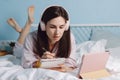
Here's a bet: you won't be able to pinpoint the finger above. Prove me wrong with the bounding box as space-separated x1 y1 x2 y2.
46 54 55 59
58 64 73 72
42 54 54 59
43 51 50 55
58 64 65 67
58 64 67 72
44 52 55 57
49 53 55 58
50 53 55 57
41 55 47 59
42 52 50 58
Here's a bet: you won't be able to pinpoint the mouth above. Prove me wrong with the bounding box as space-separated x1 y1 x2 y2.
53 36 60 39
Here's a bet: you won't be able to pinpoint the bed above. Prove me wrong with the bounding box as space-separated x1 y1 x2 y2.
0 24 120 80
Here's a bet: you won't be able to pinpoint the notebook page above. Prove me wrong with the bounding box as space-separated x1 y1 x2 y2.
41 58 66 68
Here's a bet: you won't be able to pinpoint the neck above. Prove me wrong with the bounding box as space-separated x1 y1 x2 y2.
48 41 55 51
48 40 59 51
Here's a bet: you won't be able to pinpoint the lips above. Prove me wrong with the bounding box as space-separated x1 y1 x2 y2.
53 36 60 39
53 36 60 38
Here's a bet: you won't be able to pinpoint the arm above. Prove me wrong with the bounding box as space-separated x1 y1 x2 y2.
65 33 78 68
21 31 38 68
57 33 77 72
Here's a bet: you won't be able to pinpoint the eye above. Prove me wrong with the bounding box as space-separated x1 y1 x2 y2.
49 25 56 29
60 25 65 29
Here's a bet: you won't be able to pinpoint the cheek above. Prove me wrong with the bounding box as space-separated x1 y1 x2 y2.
48 30 55 35
60 30 65 35
46 29 54 38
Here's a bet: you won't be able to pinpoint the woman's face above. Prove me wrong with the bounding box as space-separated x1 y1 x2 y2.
46 16 67 44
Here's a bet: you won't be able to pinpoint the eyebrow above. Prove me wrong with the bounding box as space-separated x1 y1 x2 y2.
49 23 66 26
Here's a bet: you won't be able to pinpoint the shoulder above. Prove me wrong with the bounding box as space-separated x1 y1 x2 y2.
28 30 37 38
25 30 37 41
29 30 37 36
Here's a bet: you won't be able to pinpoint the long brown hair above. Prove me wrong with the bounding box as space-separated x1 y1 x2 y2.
33 6 71 58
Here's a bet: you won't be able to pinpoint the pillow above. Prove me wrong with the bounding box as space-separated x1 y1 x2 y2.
106 47 120 72
91 30 120 48
76 39 107 55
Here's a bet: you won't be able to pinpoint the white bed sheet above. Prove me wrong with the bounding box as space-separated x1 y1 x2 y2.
75 39 120 80
0 55 119 80
0 55 80 80
1 39 120 80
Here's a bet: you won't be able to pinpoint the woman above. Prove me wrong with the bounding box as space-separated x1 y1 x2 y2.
22 5 77 71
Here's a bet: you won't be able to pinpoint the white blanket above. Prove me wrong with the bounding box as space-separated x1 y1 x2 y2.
0 54 119 80
1 39 120 80
0 55 80 80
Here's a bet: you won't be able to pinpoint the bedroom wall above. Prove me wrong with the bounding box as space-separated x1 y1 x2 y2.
0 0 120 40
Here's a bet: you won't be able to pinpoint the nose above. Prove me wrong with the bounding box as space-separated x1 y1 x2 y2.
55 29 60 35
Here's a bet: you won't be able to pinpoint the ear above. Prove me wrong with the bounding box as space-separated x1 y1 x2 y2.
65 21 70 31
40 21 46 31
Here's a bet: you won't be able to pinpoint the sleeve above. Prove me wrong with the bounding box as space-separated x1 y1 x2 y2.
65 33 78 68
13 42 23 58
21 33 38 68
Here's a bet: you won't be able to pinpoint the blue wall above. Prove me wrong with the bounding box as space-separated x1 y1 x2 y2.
0 0 120 40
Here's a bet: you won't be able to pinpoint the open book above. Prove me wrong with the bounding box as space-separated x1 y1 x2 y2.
40 58 66 68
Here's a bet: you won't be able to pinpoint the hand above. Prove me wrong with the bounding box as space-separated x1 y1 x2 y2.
41 51 55 59
32 60 41 68
58 64 74 72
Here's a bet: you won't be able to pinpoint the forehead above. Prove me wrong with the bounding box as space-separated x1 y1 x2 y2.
47 16 66 25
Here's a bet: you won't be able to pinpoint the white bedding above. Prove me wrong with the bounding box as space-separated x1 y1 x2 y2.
75 39 120 80
0 40 120 80
0 55 80 80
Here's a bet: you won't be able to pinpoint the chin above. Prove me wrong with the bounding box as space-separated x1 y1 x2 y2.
53 39 60 43
54 40 59 42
